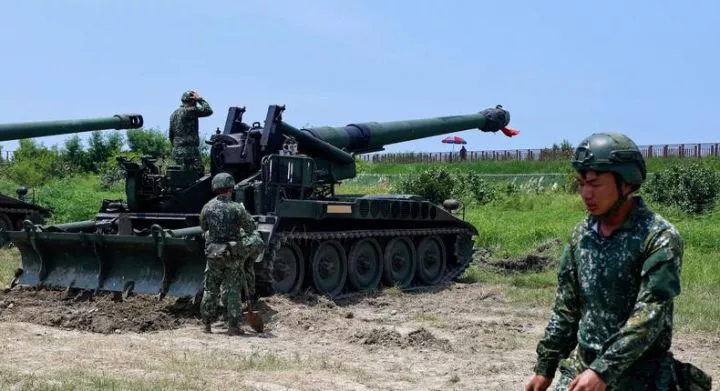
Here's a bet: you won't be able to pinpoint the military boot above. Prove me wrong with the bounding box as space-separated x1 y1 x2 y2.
227 318 244 336
202 321 211 334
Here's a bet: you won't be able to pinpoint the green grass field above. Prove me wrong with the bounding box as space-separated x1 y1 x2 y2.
343 157 720 334
343 178 720 335
0 156 718 336
357 156 720 175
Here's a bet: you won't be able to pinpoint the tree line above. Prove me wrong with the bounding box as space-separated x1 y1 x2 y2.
0 128 210 188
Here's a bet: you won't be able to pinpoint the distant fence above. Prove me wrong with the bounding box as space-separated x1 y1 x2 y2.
1 142 718 165
358 143 720 163
340 172 567 187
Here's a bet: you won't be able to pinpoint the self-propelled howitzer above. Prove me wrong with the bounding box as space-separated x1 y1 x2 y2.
0 113 144 232
3 105 517 301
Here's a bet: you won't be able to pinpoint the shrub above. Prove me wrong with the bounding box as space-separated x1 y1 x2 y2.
393 167 501 205
644 161 720 214
502 179 520 196
393 167 456 204
562 169 579 193
459 172 497 204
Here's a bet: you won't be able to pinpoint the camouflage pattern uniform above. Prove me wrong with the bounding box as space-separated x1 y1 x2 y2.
199 172 254 335
535 197 683 390
533 133 685 390
219 228 264 311
169 90 213 177
241 230 265 300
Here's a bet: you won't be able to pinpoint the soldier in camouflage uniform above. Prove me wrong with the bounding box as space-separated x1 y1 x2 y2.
169 90 213 177
199 172 255 335
526 133 691 391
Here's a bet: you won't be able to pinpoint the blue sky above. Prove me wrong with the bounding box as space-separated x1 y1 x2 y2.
2 0 718 155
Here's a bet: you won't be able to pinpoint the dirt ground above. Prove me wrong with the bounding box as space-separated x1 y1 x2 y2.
0 282 718 391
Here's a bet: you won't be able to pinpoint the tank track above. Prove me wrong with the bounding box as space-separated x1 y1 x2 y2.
256 226 476 301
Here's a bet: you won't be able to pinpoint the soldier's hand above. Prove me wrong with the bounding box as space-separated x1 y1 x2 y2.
525 375 552 391
568 369 606 391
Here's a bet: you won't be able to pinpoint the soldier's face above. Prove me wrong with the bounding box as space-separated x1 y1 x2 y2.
576 170 628 215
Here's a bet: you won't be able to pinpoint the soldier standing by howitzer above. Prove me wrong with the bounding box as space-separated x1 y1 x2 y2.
525 133 712 391
169 90 213 177
199 172 255 335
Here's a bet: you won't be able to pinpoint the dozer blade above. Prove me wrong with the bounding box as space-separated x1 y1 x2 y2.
5 226 206 298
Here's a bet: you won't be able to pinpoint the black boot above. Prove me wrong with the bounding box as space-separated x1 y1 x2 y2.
227 321 243 336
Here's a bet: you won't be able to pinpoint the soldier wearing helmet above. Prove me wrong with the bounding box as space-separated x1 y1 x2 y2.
526 133 694 390
168 90 213 178
199 172 255 335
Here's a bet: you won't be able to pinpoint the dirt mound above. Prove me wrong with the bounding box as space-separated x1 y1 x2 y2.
0 286 199 334
350 327 403 346
406 327 451 350
350 326 452 351
487 253 553 272
475 239 561 273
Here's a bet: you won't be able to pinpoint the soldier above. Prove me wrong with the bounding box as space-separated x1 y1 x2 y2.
169 90 213 177
199 172 254 335
525 132 705 390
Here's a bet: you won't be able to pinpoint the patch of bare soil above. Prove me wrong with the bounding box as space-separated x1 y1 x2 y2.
0 282 717 391
475 239 561 272
349 326 452 352
0 286 199 334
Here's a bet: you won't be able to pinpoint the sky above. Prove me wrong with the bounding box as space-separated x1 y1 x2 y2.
1 0 719 156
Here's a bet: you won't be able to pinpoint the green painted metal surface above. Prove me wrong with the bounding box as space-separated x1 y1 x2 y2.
0 113 143 142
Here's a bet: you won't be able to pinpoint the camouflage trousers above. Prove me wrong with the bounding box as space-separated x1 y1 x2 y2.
220 231 265 306
553 347 678 391
200 254 244 327
172 146 204 177
220 255 258 309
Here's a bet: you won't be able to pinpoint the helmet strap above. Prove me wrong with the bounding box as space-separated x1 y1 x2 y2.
597 174 628 221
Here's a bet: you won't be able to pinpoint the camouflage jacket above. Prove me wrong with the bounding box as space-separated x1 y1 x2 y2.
534 196 684 385
169 98 213 149
199 195 254 245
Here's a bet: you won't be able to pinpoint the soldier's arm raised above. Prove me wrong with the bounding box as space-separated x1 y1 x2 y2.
586 227 683 385
189 97 213 118
533 240 581 380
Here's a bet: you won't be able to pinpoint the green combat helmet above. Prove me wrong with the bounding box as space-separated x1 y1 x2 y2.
571 132 647 217
181 90 197 104
211 172 235 193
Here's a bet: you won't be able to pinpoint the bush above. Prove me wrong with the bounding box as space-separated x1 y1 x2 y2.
562 169 580 193
393 167 456 204
644 161 720 214
458 172 497 204
393 167 499 205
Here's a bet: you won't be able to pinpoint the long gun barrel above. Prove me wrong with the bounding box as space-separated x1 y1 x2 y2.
300 105 514 154
0 113 144 142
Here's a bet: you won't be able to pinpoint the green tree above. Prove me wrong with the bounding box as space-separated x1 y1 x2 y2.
8 139 65 186
60 135 90 173
85 130 124 172
126 127 171 158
